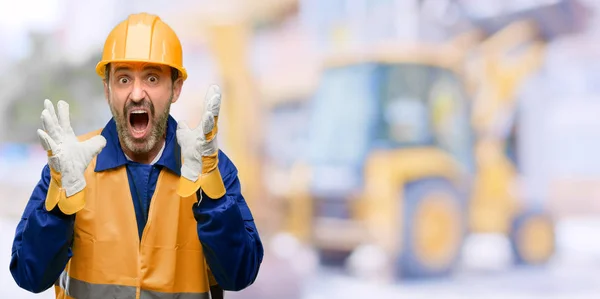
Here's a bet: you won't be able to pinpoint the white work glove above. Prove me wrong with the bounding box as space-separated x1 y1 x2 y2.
176 84 225 199
37 99 106 198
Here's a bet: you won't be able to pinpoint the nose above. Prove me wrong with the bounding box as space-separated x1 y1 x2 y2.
130 79 146 103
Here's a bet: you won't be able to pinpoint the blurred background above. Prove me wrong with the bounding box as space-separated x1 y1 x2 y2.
1 0 600 298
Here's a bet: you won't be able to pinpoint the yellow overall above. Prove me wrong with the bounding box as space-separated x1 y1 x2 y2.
53 132 211 299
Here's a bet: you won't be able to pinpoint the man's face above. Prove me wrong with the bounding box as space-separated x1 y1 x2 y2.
103 62 183 155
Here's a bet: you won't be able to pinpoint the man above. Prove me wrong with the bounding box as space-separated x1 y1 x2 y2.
9 12 263 298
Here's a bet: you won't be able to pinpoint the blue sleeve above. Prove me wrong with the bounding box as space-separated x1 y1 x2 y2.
9 164 75 293
193 151 264 291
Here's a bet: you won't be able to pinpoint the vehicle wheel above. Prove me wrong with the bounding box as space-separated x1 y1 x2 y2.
509 209 555 265
397 178 466 279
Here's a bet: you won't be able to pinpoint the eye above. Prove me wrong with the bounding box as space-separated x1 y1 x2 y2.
148 75 159 83
118 77 129 84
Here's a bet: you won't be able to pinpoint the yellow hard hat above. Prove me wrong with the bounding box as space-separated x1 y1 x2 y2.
96 13 187 81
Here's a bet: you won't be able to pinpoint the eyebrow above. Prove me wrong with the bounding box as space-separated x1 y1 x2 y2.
114 65 163 74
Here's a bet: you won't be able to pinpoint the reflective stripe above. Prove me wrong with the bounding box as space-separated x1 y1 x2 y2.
56 271 136 299
56 272 210 299
140 289 210 299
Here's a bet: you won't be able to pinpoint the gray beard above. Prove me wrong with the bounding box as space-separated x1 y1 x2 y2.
110 94 172 155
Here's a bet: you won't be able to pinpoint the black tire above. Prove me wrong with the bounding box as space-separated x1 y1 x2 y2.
509 209 555 266
397 178 466 279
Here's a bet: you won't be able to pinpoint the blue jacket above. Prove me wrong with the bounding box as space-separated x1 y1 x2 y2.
9 116 264 293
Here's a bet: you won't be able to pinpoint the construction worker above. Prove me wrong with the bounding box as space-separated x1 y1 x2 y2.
9 13 263 298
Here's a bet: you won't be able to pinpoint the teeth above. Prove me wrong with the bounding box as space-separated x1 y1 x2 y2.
131 110 147 114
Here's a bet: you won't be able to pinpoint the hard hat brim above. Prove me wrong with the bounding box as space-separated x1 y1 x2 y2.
96 59 188 81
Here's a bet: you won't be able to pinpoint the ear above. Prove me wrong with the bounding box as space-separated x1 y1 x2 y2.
103 80 109 102
171 78 184 104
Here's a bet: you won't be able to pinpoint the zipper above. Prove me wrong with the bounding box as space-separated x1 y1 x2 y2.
140 170 162 247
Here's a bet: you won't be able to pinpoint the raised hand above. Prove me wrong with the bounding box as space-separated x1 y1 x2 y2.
177 85 225 199
37 99 106 213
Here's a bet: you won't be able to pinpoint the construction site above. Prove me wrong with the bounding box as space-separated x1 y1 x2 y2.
2 0 600 298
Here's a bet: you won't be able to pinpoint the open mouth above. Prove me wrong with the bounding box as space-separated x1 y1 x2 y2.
128 109 150 139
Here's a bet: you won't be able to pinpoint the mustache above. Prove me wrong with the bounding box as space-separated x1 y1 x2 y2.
123 98 155 116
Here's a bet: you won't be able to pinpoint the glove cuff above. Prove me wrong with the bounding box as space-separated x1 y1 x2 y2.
45 170 63 212
178 156 205 197
177 176 203 198
200 168 226 199
45 170 86 215
57 190 86 215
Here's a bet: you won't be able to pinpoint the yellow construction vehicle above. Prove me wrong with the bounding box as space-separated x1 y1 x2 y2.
283 0 587 278
286 40 477 278
169 0 586 278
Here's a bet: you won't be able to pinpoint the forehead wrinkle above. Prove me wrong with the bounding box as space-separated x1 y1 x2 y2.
112 62 166 74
